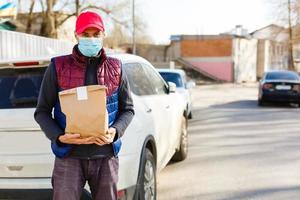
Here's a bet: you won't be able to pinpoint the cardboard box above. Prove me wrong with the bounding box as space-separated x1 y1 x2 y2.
58 85 108 137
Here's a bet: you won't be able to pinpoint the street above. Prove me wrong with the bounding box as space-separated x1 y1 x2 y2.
157 83 300 200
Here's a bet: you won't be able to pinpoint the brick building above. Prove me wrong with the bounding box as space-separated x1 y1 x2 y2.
167 34 257 83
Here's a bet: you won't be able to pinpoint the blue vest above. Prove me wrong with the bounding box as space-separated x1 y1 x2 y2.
50 51 123 158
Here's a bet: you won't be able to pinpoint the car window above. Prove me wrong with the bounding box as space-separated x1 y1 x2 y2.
123 63 155 96
266 72 300 80
141 63 168 95
159 72 184 88
0 67 46 109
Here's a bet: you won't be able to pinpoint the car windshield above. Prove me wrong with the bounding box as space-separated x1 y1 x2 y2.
265 72 300 81
159 72 184 87
0 67 46 109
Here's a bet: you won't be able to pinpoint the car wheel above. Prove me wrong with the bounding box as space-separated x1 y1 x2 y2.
172 116 188 161
135 148 156 200
258 99 264 106
188 111 192 119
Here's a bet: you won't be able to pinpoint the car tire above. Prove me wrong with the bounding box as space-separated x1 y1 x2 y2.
188 111 192 119
134 148 156 200
258 99 264 106
172 116 188 162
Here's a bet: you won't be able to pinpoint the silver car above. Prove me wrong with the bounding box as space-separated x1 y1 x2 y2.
158 69 195 119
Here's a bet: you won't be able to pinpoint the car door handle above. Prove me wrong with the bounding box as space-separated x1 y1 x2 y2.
146 108 152 113
165 105 170 109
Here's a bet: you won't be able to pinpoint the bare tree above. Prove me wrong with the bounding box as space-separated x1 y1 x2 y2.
75 0 80 16
25 0 35 33
268 0 299 70
104 12 152 50
288 0 295 70
22 0 132 38
105 24 129 49
18 0 152 50
41 0 57 37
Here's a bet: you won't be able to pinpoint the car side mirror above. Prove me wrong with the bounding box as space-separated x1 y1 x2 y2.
168 82 176 93
186 81 196 89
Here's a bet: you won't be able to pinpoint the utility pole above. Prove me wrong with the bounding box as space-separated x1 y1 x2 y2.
132 0 136 54
288 0 295 71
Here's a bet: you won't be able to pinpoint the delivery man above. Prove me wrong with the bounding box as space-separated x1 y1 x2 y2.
34 11 134 200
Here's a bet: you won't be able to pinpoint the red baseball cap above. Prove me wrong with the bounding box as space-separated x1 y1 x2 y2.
75 11 105 35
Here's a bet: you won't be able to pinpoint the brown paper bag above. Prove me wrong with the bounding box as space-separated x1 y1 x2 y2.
58 85 108 138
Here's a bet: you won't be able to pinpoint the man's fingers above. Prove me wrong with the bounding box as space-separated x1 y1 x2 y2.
84 137 96 144
107 128 116 136
96 137 107 143
98 135 112 143
84 140 95 144
61 134 113 145
102 134 113 140
95 137 107 145
65 133 81 139
78 137 96 144
69 138 83 144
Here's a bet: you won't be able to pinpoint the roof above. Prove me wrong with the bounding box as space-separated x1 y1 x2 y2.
0 21 16 31
170 34 234 41
265 70 298 74
0 29 74 62
107 52 152 65
250 24 285 35
250 24 288 41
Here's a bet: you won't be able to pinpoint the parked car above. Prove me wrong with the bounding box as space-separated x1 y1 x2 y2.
0 53 187 200
258 70 300 106
157 69 195 119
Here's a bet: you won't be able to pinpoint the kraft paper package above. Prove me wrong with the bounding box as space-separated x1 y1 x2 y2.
58 85 108 138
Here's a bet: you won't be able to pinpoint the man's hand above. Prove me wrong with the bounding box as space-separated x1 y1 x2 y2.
94 127 117 146
58 133 96 145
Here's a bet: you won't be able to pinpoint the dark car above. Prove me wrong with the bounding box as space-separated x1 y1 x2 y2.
258 70 300 106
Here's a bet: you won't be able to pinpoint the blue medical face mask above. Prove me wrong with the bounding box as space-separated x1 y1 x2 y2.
78 37 103 57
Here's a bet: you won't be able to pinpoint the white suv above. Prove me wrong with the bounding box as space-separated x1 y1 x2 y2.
0 53 187 200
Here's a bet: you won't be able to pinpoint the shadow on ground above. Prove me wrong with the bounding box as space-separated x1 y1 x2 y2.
0 189 91 200
181 186 300 200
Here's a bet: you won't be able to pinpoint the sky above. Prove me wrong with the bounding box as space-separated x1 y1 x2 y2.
17 0 276 44
138 0 274 44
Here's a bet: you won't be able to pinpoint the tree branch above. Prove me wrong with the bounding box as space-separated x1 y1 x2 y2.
82 5 111 14
26 0 35 33
39 0 45 13
56 0 72 12
81 5 130 28
56 13 76 27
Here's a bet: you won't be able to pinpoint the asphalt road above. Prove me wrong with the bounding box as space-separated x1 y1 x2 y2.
157 83 300 200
